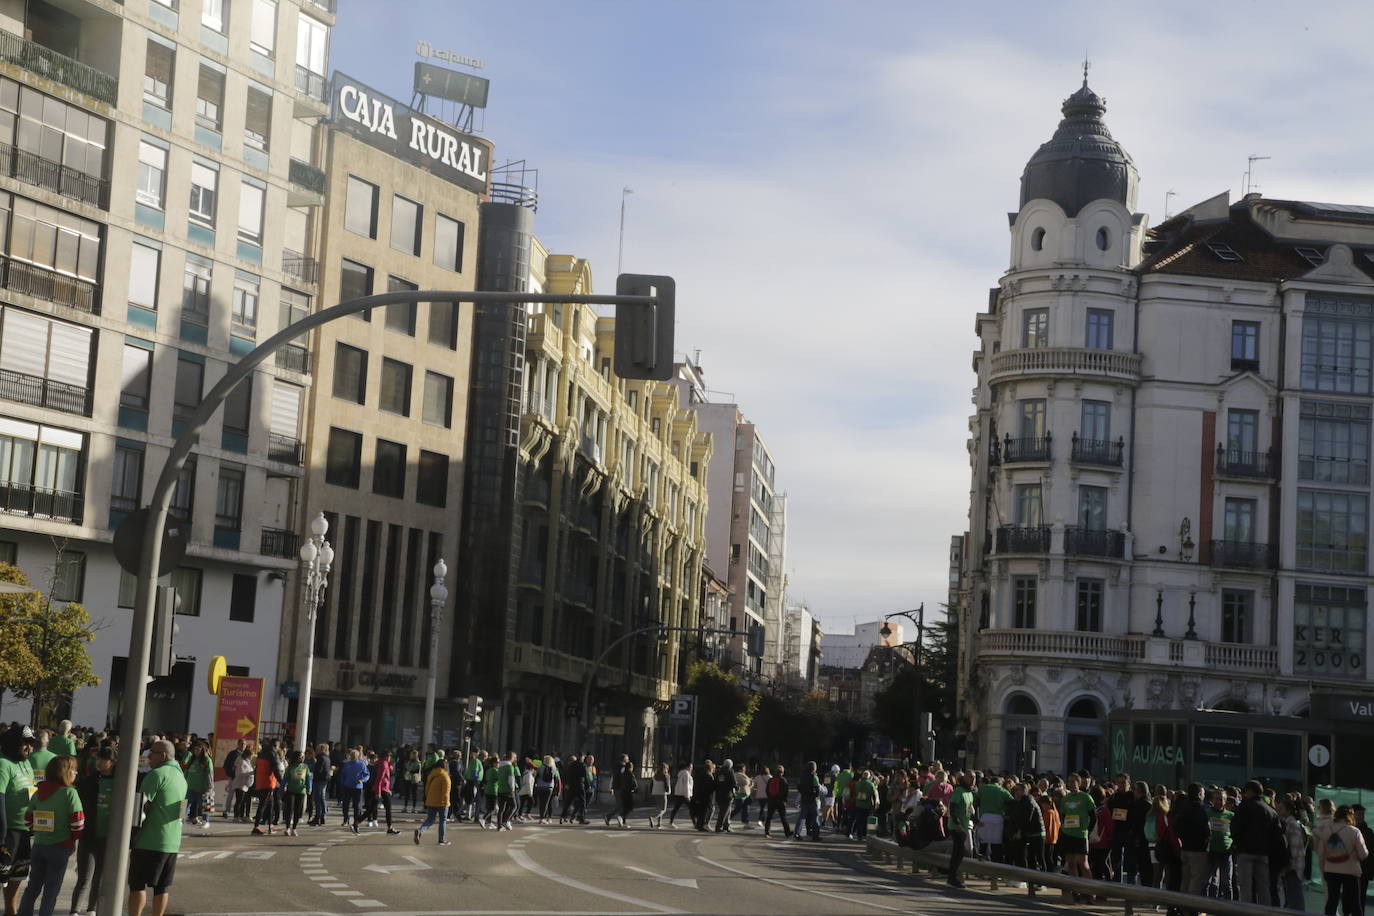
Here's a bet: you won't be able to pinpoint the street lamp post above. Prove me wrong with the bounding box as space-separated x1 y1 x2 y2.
422 559 448 749
295 512 333 748
880 604 926 763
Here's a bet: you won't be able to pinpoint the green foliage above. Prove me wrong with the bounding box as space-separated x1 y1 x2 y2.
684 660 758 751
0 564 41 697
870 612 958 760
743 690 838 761
0 561 99 722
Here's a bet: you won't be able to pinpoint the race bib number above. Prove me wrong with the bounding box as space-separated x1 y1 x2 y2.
1064 815 1081 830
31 811 54 832
1112 808 1128 821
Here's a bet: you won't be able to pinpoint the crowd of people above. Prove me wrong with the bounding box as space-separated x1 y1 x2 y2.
3 718 1372 916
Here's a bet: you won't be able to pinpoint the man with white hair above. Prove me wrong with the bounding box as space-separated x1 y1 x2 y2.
128 739 187 916
713 759 736 833
48 720 76 757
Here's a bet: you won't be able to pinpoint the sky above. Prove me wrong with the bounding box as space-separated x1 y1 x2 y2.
333 0 1374 632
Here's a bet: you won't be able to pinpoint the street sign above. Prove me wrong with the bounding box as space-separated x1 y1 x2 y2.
669 694 696 726
279 680 299 699
594 715 626 736
213 676 263 789
112 507 189 577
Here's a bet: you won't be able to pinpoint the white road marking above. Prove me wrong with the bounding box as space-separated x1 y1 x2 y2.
331 889 363 896
623 864 698 889
696 852 931 914
506 847 683 914
362 855 431 874
193 910 670 915
349 900 387 908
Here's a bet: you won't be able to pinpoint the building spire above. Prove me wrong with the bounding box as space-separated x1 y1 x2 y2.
1082 55 1091 87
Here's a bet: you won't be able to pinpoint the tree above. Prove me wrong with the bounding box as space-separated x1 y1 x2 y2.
869 613 958 760
684 660 758 751
0 565 41 712
0 562 99 724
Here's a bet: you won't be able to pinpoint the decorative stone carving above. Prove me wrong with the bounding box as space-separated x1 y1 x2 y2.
1008 664 1027 686
1179 678 1200 709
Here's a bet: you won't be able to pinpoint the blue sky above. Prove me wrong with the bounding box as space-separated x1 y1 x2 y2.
333 1 1374 631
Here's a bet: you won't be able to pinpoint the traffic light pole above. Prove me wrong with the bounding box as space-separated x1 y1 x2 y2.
98 286 663 916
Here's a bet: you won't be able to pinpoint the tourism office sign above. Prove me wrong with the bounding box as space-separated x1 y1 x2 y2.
330 72 493 197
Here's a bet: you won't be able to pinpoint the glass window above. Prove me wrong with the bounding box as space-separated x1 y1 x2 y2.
118 569 136 608
231 272 258 333
1227 409 1259 454
189 162 217 225
344 176 378 239
390 195 421 255
325 427 361 488
250 0 277 55
136 141 165 208
433 213 463 271
5 196 98 282
1081 400 1110 442
1079 485 1107 530
230 573 256 622
182 255 212 324
170 567 201 616
340 259 372 318
202 0 226 32
1296 489 1368 573
1012 576 1037 629
1086 308 1114 349
379 357 411 416
129 240 159 309
215 463 243 530
1076 578 1104 632
223 377 251 434
1021 308 1048 348
1293 583 1366 678
295 11 328 76
1019 398 1046 439
1014 483 1042 526
331 343 366 404
120 344 151 409
143 39 174 108
244 85 271 152
422 371 452 428
1300 407 1371 485
1301 314 1372 394
111 445 142 510
416 450 448 507
238 181 264 244
51 551 84 602
385 275 417 334
372 439 406 498
1221 589 1252 643
428 301 457 349
7 83 107 185
170 458 195 523
1223 497 1256 543
195 64 224 130
1232 320 1260 370
174 356 203 419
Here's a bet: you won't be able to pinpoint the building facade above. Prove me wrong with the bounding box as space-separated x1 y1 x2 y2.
0 0 338 732
958 78 1374 789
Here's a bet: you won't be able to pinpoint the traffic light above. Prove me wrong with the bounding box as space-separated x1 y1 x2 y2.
463 695 483 739
614 274 675 380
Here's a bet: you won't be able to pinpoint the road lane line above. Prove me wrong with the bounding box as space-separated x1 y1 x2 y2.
696 852 931 914
506 846 684 914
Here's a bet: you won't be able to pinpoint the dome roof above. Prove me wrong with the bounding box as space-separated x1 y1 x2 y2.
1019 80 1137 216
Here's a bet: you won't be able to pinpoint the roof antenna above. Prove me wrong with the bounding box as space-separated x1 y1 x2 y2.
1243 155 1270 197
1082 55 1091 86
1164 189 1176 219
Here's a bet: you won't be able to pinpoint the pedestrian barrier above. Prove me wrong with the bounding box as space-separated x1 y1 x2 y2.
864 836 1296 916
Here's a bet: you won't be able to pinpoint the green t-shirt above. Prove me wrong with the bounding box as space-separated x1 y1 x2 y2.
976 783 1013 816
1208 808 1234 852
853 778 877 808
27 749 54 784
483 764 501 795
185 757 212 793
286 763 310 794
834 769 853 802
949 785 975 831
0 757 34 829
466 758 484 783
133 760 188 853
497 762 516 797
48 735 76 757
29 785 81 847
1059 791 1095 838
95 776 114 839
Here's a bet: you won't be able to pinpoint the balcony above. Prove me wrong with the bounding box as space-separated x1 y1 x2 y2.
1205 642 1279 674
0 142 106 208
1000 434 1052 464
995 524 1051 553
0 481 82 522
0 30 118 106
1209 539 1274 570
1216 445 1276 480
282 250 319 286
988 346 1143 385
1071 434 1124 467
294 65 327 103
979 628 1144 662
275 345 310 374
260 527 298 559
0 368 89 416
287 158 325 207
1 257 96 313
267 433 303 465
1064 526 1126 558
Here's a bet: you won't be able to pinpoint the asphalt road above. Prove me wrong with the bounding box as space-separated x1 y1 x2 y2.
147 808 1108 916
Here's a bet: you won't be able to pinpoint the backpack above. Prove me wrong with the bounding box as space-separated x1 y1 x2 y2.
766 776 783 798
1325 828 1353 865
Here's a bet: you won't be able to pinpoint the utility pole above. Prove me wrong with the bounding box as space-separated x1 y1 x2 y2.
617 186 633 276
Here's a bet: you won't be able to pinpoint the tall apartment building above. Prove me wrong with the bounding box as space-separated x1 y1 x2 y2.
958 78 1374 789
0 0 335 731
277 73 486 747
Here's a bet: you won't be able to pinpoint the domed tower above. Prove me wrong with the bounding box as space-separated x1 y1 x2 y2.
1020 80 1138 216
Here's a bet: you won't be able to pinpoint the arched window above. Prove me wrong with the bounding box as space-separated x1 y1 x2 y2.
1005 694 1039 716
1031 227 1046 251
1096 227 1110 251
1067 697 1103 719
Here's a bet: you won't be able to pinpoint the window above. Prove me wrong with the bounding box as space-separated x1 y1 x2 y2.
4 195 99 285
1293 583 1366 678
243 84 271 152
202 0 226 32
170 567 201 616
1095 227 1110 251
416 450 448 507
1227 409 1259 455
1013 483 1042 526
345 176 378 238
390 195 422 256
2 83 108 191
325 427 361 488
143 39 174 108
1221 589 1252 643
215 463 243 532
1296 246 1326 268
0 310 93 411
1299 403 1371 485
1207 242 1243 262
1081 400 1110 442
231 272 259 333
295 11 328 78
136 141 165 208
278 288 310 369
422 371 453 427
250 0 277 55
120 344 151 409
379 358 411 416
434 213 463 271
229 573 256 622
428 301 458 349
1223 497 1256 543
1232 320 1260 372
1085 309 1114 349
182 255 212 324
129 240 160 309
1301 313 1372 394
1079 486 1107 530
1012 576 1037 629
118 569 136 608
111 445 142 512
384 276 417 335
51 551 84 602
332 343 366 404
237 181 264 244
170 458 195 522
195 64 224 130
1296 490 1368 573
174 356 203 419
1019 398 1046 439
223 377 251 435
1030 227 1045 251
189 162 218 225
340 259 372 316
1021 308 1048 348
373 439 406 498
1076 578 1104 632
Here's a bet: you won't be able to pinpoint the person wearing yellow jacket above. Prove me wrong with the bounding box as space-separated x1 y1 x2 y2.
414 763 452 846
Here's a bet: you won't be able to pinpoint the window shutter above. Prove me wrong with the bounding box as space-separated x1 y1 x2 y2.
270 380 301 436
0 310 49 377
46 321 91 387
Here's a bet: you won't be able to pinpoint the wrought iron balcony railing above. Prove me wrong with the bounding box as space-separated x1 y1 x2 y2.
0 142 106 208
0 368 89 416
1002 433 1052 463
1071 434 1124 467
288 158 326 195
260 527 298 559
281 250 319 286
1209 539 1274 570
995 524 1051 553
275 345 310 374
0 481 82 522
267 433 303 465
0 30 118 105
294 65 326 102
1216 445 1276 479
1 257 97 313
1064 526 1126 558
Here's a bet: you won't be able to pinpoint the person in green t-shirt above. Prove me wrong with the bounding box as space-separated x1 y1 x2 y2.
70 747 115 915
851 771 878 840
18 753 82 916
27 730 54 786
128 739 188 916
494 753 518 831
0 725 37 913
833 766 854 835
975 777 1014 861
183 742 213 827
946 771 976 888
283 750 312 836
1058 773 1095 882
481 754 502 828
47 721 76 758
1207 788 1235 898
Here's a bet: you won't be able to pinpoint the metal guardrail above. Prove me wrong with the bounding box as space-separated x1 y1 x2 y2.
864 835 1296 916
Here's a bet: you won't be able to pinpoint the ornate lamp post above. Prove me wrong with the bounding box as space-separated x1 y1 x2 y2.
422 559 448 748
880 604 926 762
295 512 333 747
